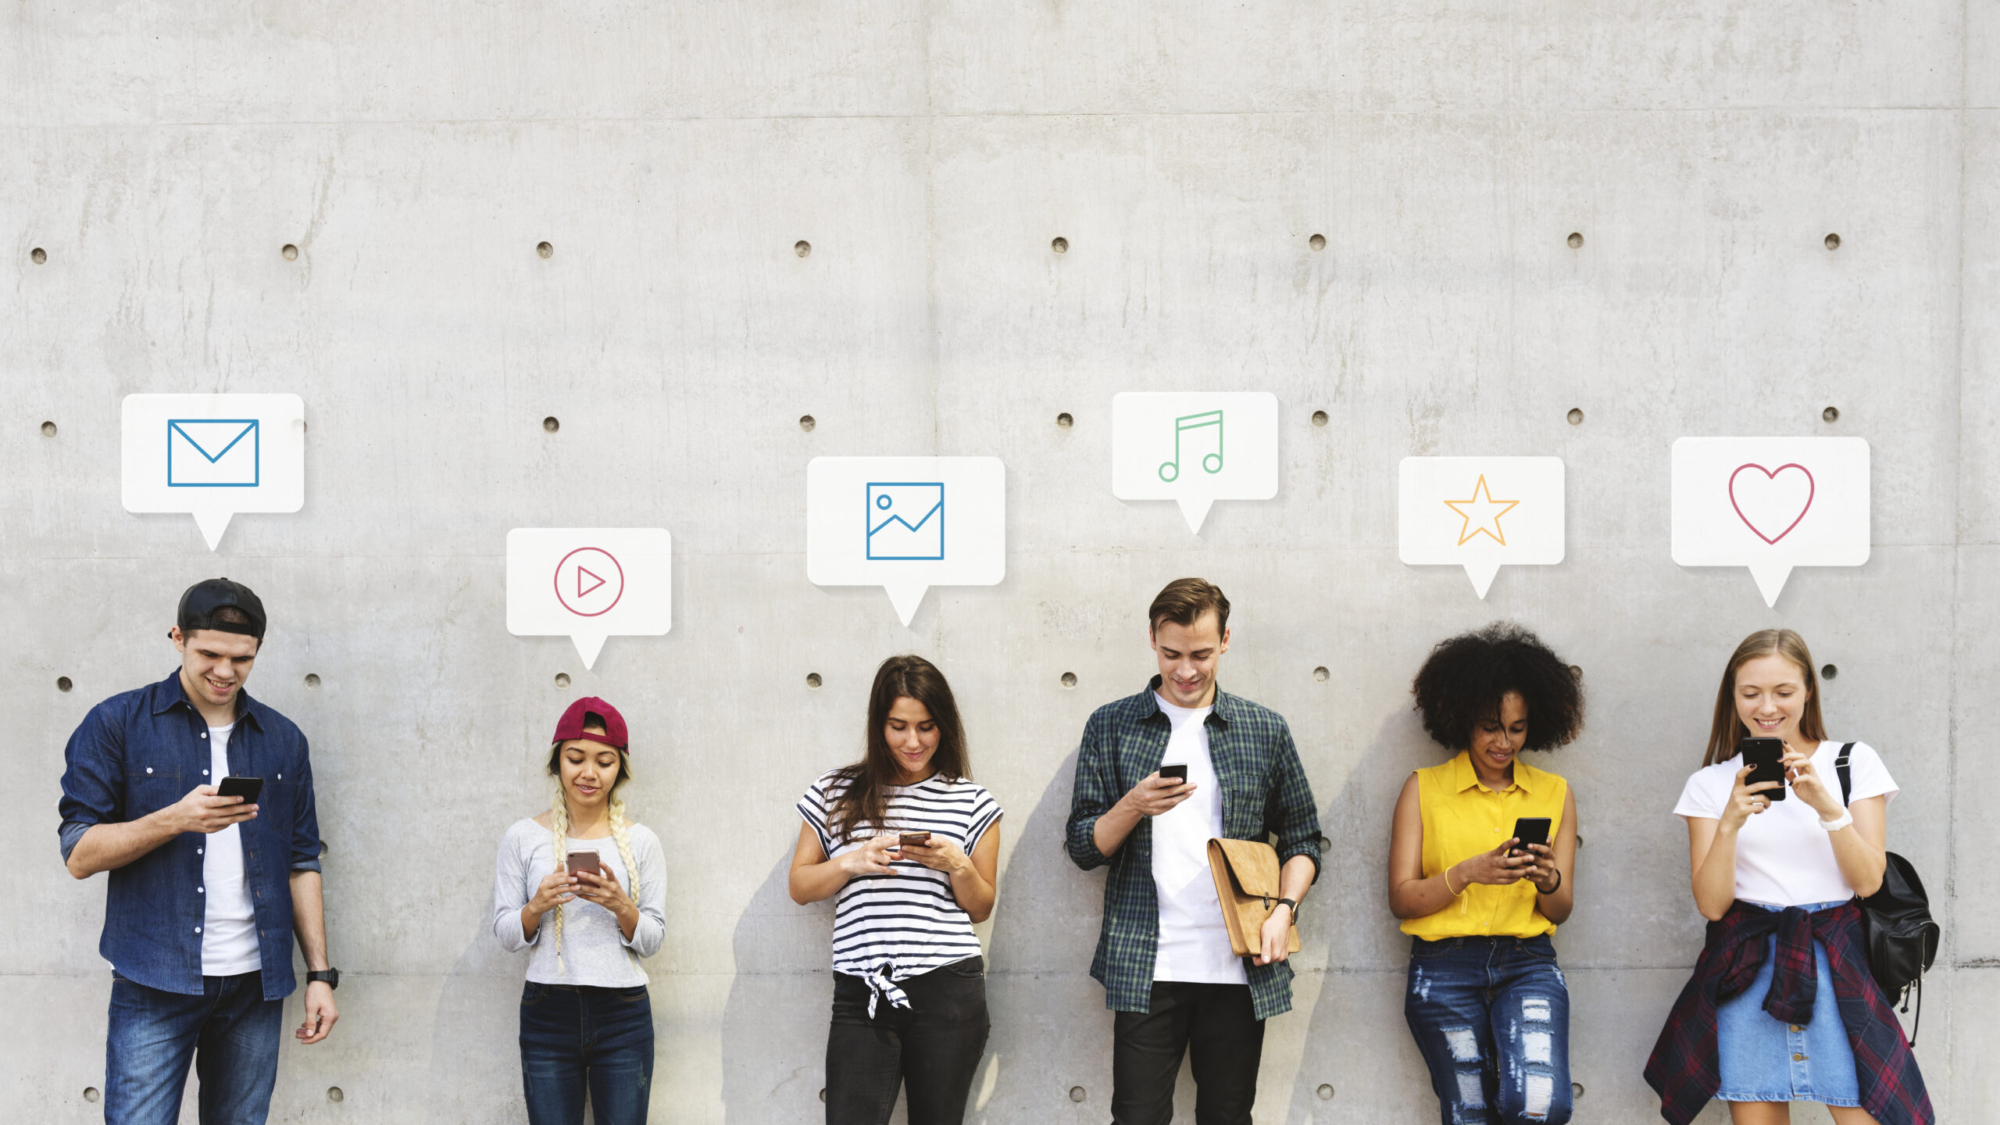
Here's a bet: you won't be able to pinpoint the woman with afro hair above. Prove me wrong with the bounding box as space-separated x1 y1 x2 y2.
1387 623 1584 1125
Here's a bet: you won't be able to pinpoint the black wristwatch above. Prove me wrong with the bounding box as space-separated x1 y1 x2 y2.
1274 897 1299 921
307 969 340 990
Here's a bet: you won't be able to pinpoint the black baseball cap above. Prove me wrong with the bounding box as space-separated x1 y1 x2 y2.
177 578 268 640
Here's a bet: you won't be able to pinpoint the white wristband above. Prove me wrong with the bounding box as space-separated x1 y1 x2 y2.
1819 809 1854 832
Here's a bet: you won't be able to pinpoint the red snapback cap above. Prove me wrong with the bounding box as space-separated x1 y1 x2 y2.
551 697 629 751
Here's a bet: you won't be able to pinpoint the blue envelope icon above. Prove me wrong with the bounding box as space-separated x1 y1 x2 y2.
866 482 945 560
167 419 261 488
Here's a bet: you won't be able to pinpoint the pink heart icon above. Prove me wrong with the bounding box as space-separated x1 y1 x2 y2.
1728 463 1815 544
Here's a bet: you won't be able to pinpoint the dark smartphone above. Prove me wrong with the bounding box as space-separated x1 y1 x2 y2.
1158 764 1189 783
565 851 602 876
216 776 263 804
898 832 931 848
1511 817 1552 856
1740 736 1788 801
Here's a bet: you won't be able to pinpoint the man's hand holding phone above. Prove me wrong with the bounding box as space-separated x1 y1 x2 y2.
167 784 258 835
1123 770 1196 818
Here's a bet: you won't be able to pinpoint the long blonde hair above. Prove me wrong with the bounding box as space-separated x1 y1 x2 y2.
547 741 641 975
1701 628 1829 766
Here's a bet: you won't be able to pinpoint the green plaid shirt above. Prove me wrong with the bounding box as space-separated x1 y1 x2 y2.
1066 678 1323 1020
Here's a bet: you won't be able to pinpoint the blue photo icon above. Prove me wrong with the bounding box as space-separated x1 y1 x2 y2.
866 483 945 560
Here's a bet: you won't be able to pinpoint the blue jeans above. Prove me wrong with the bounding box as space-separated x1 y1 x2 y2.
519 982 656 1125
106 971 283 1125
1404 935 1572 1125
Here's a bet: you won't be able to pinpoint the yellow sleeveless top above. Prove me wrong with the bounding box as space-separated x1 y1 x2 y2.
1401 751 1568 941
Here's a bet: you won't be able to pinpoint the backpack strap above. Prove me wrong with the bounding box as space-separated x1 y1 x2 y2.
1836 742 1855 808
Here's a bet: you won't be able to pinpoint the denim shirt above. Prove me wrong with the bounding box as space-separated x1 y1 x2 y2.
1065 678 1323 1020
58 671 323 1001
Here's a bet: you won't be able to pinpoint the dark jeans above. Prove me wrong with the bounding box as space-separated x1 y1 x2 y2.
1111 981 1265 1125
519 981 656 1125
105 970 283 1125
826 956 990 1125
1404 935 1572 1125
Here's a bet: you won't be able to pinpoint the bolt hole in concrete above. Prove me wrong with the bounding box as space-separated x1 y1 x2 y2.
555 672 571 688
795 240 812 258
304 674 321 690
58 676 74 693
1572 1082 1584 1099
1056 412 1073 428
543 416 560 433
327 1086 343 1102
536 241 554 259
1317 835 1332 851
1061 672 1077 688
1821 664 1838 680
1568 664 1582 680
281 244 298 261
806 672 823 689
1575 835 1584 849
31 247 47 264
1316 1084 1335 1100
1566 407 1584 425
1311 410 1328 427
42 420 57 436
799 414 816 432
1313 666 1329 682
1567 232 1583 249
1825 233 1841 251
819 1089 827 1103
1823 406 1840 423
1309 233 1326 251
84 1088 100 1103
1051 236 1069 254
1069 1086 1087 1103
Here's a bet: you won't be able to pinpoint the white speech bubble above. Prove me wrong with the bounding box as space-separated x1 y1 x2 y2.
807 457 1005 626
1112 392 1279 533
1400 457 1566 597
1672 437 1870 607
121 394 305 550
507 528 672 669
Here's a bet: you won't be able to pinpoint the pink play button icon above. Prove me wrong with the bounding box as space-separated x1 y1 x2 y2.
553 548 624 617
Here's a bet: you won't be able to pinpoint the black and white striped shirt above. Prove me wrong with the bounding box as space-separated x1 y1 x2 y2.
798 769 1002 991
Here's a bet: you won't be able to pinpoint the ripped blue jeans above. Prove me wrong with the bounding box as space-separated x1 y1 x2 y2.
1405 935 1572 1125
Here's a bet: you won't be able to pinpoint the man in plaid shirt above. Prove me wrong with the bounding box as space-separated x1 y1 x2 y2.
1066 578 1322 1125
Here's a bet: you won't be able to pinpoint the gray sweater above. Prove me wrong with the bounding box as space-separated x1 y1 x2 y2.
491 817 666 987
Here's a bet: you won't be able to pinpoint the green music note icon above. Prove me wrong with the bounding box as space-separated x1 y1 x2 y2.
1158 410 1224 482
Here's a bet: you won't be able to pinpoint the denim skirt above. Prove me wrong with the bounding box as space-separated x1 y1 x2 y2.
1715 901 1861 1106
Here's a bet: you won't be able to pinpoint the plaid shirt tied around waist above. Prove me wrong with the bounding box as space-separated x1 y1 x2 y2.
1065 678 1322 1020
1645 899 1932 1125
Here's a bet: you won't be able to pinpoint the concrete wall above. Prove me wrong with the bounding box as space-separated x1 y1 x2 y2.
4 3 1990 1121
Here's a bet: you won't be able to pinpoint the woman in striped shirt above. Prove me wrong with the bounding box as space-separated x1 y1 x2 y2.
789 654 1003 1125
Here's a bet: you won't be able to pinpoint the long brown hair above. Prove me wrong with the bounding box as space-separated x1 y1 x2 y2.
828 655 970 845
1702 629 1828 766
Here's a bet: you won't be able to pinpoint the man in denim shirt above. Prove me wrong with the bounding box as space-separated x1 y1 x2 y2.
60 579 339 1125
1067 579 1322 1125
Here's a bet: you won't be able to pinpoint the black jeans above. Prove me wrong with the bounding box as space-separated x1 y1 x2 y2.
825 957 990 1125
1112 981 1265 1125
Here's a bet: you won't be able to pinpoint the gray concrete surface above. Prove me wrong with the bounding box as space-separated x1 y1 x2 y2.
3 3 1990 1122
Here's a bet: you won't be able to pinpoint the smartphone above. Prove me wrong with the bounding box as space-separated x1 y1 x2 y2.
898 831 932 848
216 776 263 804
1158 764 1189 783
1511 817 1552 856
565 851 602 876
1739 736 1788 801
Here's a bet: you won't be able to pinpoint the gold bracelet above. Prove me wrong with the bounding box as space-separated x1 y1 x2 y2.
1443 867 1462 896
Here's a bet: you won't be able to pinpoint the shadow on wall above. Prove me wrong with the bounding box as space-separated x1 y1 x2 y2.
721 851 837 1125
428 913 530 1124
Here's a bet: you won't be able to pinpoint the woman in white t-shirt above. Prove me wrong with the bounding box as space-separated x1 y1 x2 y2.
1644 629 1932 1125
788 655 1002 1125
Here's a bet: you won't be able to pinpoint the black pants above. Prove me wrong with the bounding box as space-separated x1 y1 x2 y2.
825 957 990 1125
1112 981 1265 1125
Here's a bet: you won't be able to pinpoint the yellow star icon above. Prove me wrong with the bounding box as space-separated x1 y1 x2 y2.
1444 475 1520 546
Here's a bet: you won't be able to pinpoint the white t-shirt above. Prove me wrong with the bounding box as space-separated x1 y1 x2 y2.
201 723 261 976
1151 694 1248 985
1673 740 1899 907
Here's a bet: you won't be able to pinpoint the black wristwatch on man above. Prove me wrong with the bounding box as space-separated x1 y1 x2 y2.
1274 897 1299 921
307 968 341 990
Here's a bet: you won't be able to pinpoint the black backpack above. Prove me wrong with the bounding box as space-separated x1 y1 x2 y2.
1836 743 1941 1044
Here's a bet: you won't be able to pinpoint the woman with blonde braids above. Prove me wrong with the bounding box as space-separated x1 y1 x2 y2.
492 697 667 1125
